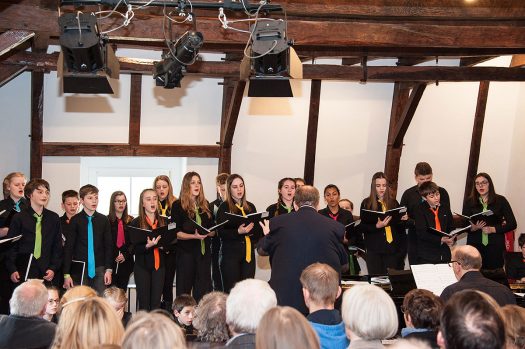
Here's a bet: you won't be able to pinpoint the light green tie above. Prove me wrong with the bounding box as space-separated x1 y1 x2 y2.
33 213 42 259
195 204 204 255
480 197 489 246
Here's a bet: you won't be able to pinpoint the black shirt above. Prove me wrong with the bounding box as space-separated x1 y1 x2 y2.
266 202 295 218
307 309 343 325
216 201 263 243
0 197 28 228
171 200 214 253
127 216 168 270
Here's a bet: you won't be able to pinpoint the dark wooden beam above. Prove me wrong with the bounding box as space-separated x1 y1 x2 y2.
463 81 490 204
218 77 235 174
221 80 246 147
0 30 34 58
397 57 434 66
128 73 142 146
304 79 322 185
0 65 26 87
391 84 427 148
30 71 44 179
42 143 220 157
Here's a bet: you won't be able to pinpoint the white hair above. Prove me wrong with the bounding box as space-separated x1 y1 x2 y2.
226 279 277 334
9 279 48 317
341 284 398 341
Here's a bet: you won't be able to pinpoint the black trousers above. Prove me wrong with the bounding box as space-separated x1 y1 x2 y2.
211 237 223 291
469 242 505 269
113 257 134 291
134 263 165 311
220 240 255 293
365 251 399 275
72 266 106 295
161 250 177 308
176 248 212 303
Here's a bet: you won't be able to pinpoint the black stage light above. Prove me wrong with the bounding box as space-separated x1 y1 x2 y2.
153 31 204 89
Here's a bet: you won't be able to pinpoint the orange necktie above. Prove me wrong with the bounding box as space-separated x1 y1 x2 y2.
430 207 441 232
146 216 160 270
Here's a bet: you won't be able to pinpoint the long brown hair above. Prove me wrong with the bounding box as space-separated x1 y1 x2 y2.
137 189 166 229
153 175 177 212
108 191 133 224
273 177 295 217
225 174 251 215
467 172 497 206
364 172 396 211
179 172 211 219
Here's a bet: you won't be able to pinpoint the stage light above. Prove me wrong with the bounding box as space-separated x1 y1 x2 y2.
241 19 302 97
153 31 204 89
57 12 119 94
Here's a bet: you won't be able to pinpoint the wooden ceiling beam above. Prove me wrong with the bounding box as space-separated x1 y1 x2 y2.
42 143 220 157
0 65 26 87
0 30 34 58
510 55 525 67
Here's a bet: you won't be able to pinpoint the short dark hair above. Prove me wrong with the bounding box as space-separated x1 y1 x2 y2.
324 184 340 196
216 173 229 186
402 289 443 329
172 294 197 313
440 290 505 349
24 179 50 198
294 185 319 207
79 184 98 199
519 234 525 249
62 190 79 203
418 181 439 197
414 162 433 176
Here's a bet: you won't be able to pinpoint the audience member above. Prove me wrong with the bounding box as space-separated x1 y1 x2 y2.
437 289 505 349
51 296 124 349
122 311 187 349
401 289 443 349
440 245 516 306
58 285 97 314
341 284 398 349
500 304 525 349
103 286 132 327
173 294 198 341
300 263 348 349
256 306 320 349
43 285 59 323
191 291 229 348
389 338 432 349
225 279 277 348
0 279 56 349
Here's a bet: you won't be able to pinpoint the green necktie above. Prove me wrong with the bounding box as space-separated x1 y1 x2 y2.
33 213 42 259
281 203 292 213
195 204 204 255
480 197 489 246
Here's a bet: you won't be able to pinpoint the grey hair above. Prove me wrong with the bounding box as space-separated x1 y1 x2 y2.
10 279 48 317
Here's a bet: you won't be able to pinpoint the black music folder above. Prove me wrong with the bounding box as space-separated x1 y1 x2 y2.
189 219 229 236
127 222 177 248
0 209 17 228
454 210 500 226
360 206 407 224
224 211 270 226
430 225 471 238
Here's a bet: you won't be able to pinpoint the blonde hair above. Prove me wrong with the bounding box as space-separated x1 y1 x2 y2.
103 286 127 309
501 305 525 349
51 297 124 349
122 311 187 349
59 286 97 314
256 306 320 349
300 263 340 306
341 284 398 341
2 172 26 199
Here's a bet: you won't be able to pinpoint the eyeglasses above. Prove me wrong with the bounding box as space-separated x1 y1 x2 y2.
475 180 489 187
448 260 461 267
114 200 127 204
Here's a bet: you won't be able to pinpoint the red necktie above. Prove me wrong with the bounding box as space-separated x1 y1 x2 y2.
116 219 125 248
146 216 160 270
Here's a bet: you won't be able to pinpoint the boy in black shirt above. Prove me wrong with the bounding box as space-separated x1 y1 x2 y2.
173 294 197 341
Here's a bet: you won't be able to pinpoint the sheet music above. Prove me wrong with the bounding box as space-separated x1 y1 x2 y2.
24 254 33 281
411 264 458 296
0 234 22 244
72 260 86 286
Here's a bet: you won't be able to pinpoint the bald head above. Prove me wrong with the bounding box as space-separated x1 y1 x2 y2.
453 245 482 271
294 185 320 207
10 279 48 317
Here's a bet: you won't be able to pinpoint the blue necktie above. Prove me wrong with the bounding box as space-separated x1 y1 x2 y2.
14 200 21 212
87 215 96 278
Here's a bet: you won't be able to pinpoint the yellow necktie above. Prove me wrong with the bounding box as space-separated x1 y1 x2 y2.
195 204 205 255
379 201 393 244
236 204 251 263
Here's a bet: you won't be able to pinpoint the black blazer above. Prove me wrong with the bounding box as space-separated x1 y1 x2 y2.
216 201 263 244
359 198 404 254
266 202 295 218
6 207 63 276
0 314 56 349
318 206 362 247
108 216 134 261
257 206 347 315
413 201 454 264
128 216 168 270
505 252 525 280
171 200 214 254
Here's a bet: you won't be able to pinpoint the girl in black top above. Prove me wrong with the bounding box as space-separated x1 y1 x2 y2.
360 172 407 275
108 191 134 292
216 174 262 293
464 172 516 270
128 188 167 310
171 171 214 302
266 177 296 217
506 233 525 282
154 175 178 310
319 184 361 275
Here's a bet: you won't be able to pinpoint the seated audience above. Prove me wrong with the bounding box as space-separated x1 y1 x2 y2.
191 291 229 348
505 233 525 282
104 286 132 327
173 294 198 341
341 284 398 349
440 245 516 306
437 290 505 349
256 306 320 349
0 279 56 349
51 296 124 349
300 263 349 349
401 289 443 349
122 311 187 349
500 304 525 349
43 285 59 323
225 279 277 348
389 338 432 349
59 285 97 314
